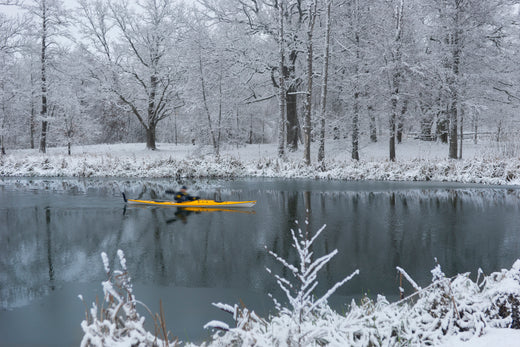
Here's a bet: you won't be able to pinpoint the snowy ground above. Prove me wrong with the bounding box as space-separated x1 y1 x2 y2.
1 139 520 186
440 328 520 347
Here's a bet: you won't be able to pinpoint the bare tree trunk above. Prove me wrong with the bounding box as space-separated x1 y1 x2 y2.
199 52 217 152
30 70 36 149
448 5 461 159
397 99 407 143
459 106 463 159
39 0 48 154
249 114 253 144
286 80 298 151
473 113 478 144
352 3 360 161
1 93 6 155
389 91 398 161
146 126 156 150
317 0 332 163
303 0 318 166
262 117 265 144
448 92 458 158
30 106 36 148
437 111 448 143
216 70 222 157
1 114 5 155
235 108 240 147
448 99 458 159
352 91 360 160
174 109 178 145
277 0 286 157
146 73 158 150
389 0 404 162
368 104 377 143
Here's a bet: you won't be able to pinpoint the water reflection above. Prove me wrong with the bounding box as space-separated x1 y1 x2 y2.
1 178 520 344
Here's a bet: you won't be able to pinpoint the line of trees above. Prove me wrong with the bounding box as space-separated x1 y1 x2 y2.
0 0 518 161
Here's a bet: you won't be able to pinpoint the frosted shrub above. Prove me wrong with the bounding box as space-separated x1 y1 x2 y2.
266 222 359 345
481 259 520 329
79 250 175 347
204 222 359 346
338 260 520 346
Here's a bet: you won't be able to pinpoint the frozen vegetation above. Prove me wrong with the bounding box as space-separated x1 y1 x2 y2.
1 141 520 185
80 224 520 347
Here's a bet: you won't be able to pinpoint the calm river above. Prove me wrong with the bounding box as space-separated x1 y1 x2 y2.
1 177 520 346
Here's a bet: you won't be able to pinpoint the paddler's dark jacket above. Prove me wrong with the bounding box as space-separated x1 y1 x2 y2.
174 191 198 202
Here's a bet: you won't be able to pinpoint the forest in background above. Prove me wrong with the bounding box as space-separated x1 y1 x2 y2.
1 0 519 164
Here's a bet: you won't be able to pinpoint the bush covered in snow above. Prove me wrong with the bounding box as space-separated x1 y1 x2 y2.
79 250 176 347
2 142 520 185
81 225 520 347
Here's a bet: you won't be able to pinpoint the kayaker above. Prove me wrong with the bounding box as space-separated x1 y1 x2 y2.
174 186 199 203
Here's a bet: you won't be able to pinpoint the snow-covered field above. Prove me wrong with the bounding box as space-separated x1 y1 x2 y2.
2 139 520 186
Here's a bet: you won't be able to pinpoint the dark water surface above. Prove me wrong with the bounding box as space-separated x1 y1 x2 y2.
1 178 520 346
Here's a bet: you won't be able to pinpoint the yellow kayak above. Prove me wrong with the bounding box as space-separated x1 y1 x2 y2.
123 193 256 208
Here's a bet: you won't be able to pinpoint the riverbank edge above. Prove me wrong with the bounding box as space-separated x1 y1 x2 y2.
1 150 520 186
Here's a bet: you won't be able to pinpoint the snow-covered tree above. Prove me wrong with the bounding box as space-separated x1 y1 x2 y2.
0 13 28 154
23 0 69 153
317 0 332 164
302 0 318 165
420 0 513 158
77 0 186 150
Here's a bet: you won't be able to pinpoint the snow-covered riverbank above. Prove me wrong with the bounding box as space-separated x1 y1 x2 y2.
80 237 520 347
2 140 520 185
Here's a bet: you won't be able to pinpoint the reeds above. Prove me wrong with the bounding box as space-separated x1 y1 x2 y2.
79 250 177 347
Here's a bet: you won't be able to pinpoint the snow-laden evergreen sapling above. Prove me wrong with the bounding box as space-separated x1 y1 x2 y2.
79 250 176 347
205 222 359 346
266 222 359 340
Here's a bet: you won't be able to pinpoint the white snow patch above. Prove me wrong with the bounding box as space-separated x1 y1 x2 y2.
440 328 520 346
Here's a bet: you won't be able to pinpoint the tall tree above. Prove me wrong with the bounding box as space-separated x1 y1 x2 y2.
277 0 287 157
333 0 380 161
0 12 27 154
200 0 305 151
77 0 185 150
350 0 362 161
317 0 332 163
386 0 405 162
422 0 509 158
24 0 67 153
302 0 317 165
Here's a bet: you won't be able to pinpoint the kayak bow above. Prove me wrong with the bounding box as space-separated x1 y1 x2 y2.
122 193 256 208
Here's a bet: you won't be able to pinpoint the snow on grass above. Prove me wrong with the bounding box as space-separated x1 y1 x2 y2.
80 250 174 347
440 328 520 346
1 140 520 185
